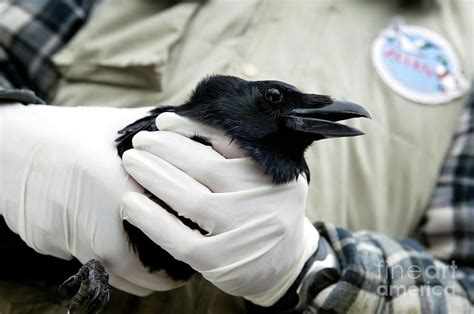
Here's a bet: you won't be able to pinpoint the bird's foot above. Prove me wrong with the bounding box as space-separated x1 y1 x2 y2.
59 259 110 314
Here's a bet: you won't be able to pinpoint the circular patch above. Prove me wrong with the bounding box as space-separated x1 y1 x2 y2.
372 18 469 105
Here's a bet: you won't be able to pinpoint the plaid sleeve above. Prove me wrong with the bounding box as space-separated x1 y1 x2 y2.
418 85 474 267
306 222 474 313
0 0 95 103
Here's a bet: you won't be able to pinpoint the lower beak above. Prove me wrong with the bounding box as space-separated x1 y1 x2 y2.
281 100 371 138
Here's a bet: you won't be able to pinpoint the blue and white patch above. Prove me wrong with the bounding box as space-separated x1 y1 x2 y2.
372 18 469 105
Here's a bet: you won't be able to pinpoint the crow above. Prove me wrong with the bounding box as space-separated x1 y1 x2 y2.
59 75 371 313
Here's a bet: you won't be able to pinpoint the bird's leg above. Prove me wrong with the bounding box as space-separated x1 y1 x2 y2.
59 259 110 314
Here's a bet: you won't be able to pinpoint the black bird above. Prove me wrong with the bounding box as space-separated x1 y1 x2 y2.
60 75 371 313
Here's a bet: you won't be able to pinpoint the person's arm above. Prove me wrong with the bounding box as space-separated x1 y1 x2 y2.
297 222 473 313
0 103 185 295
120 113 474 312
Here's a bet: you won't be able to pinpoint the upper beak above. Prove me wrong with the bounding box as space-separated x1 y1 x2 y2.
281 100 372 139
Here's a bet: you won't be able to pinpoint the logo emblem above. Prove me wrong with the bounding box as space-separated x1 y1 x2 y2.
372 18 469 105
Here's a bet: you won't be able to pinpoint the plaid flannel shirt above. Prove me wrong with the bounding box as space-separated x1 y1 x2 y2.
0 1 473 313
0 0 94 103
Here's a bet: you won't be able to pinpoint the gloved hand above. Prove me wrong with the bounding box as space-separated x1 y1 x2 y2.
120 112 320 306
0 103 184 295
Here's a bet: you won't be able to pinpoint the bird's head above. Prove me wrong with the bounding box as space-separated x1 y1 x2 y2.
179 75 371 184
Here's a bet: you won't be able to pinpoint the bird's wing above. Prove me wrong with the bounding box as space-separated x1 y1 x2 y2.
116 106 176 157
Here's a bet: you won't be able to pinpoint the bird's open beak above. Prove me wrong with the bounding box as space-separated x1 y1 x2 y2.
281 100 371 139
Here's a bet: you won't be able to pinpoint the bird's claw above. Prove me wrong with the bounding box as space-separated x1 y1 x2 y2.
59 259 110 314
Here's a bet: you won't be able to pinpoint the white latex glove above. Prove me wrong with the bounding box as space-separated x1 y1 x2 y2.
120 112 320 306
0 103 185 296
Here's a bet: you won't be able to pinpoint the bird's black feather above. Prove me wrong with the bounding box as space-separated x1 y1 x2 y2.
116 106 176 157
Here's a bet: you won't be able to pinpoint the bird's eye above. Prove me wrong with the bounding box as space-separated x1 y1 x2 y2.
265 88 283 103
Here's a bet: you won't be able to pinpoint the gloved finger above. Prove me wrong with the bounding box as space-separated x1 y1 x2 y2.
155 112 248 158
107 271 153 296
132 131 271 192
121 192 205 267
122 149 214 229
